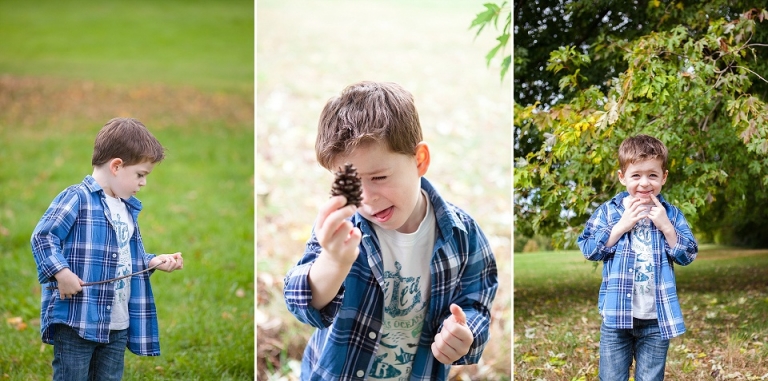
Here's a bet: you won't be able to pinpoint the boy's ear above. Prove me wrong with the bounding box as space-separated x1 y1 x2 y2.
109 158 124 175
415 142 430 177
617 169 626 185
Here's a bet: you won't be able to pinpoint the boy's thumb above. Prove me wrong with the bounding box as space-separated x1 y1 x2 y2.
450 303 467 325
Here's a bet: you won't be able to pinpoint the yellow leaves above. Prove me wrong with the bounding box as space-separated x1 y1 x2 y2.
573 121 590 132
5 316 27 331
651 0 661 7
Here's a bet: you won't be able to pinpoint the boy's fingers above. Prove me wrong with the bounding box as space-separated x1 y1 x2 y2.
450 304 467 325
316 196 347 228
319 204 356 236
346 227 362 244
651 193 663 207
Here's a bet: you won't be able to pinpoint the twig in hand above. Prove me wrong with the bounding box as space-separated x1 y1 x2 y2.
45 260 167 290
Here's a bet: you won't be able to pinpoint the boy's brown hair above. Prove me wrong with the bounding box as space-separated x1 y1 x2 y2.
618 134 668 172
315 81 422 170
92 117 165 167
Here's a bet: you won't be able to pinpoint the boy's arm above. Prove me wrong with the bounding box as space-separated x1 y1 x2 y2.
578 203 619 261
30 189 81 284
664 204 698 266
284 196 361 328
284 228 347 328
440 219 498 365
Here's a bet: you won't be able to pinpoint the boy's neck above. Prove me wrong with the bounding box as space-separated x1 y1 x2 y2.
397 189 428 234
92 166 118 198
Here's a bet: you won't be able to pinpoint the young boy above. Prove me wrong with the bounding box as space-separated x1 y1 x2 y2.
31 117 184 381
284 81 498 380
578 134 698 380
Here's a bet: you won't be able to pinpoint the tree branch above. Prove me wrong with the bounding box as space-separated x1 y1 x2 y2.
734 65 768 85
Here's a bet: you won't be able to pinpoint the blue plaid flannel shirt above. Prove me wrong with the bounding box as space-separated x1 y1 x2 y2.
31 175 161 356
284 177 498 380
578 191 698 340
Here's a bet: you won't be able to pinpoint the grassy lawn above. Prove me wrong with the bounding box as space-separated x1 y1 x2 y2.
256 0 511 379
0 0 253 95
514 247 768 380
0 1 254 380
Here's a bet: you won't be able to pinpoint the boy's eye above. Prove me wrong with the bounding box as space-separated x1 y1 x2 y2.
372 176 387 181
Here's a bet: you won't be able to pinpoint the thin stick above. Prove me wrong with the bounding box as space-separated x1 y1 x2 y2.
45 260 166 290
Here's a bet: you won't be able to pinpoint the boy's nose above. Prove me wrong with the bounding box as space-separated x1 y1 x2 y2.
360 185 374 204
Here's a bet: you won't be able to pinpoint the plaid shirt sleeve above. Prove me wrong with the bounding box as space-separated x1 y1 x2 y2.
664 204 697 266
31 186 81 284
284 227 346 328
439 215 498 365
578 201 619 262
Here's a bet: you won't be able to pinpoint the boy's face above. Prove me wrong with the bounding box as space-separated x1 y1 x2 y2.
109 160 156 199
333 141 429 234
618 158 667 203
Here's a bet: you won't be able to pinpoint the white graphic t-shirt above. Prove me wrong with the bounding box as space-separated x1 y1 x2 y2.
105 196 134 330
623 197 657 319
370 190 435 380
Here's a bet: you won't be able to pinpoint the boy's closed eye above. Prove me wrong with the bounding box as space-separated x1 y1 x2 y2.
372 176 387 181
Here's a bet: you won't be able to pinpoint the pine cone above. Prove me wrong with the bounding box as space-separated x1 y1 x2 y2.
331 163 363 207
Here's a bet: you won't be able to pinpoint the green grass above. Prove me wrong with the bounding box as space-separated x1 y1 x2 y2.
514 247 768 380
0 1 253 379
0 0 254 95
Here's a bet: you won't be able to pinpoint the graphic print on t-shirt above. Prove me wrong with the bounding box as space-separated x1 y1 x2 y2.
369 260 426 380
631 218 656 317
111 212 132 304
383 261 422 317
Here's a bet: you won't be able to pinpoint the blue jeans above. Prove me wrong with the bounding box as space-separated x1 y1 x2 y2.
599 319 670 381
52 324 128 381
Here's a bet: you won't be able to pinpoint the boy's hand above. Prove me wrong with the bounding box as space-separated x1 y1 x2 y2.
150 252 184 272
54 268 84 299
648 194 677 243
615 196 651 234
316 196 362 266
431 304 473 364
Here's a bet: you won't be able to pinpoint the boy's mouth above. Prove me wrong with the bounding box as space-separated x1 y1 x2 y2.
373 206 394 222
635 190 654 201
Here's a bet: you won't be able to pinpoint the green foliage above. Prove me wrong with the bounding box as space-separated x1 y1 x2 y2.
514 4 768 248
471 2 511 80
